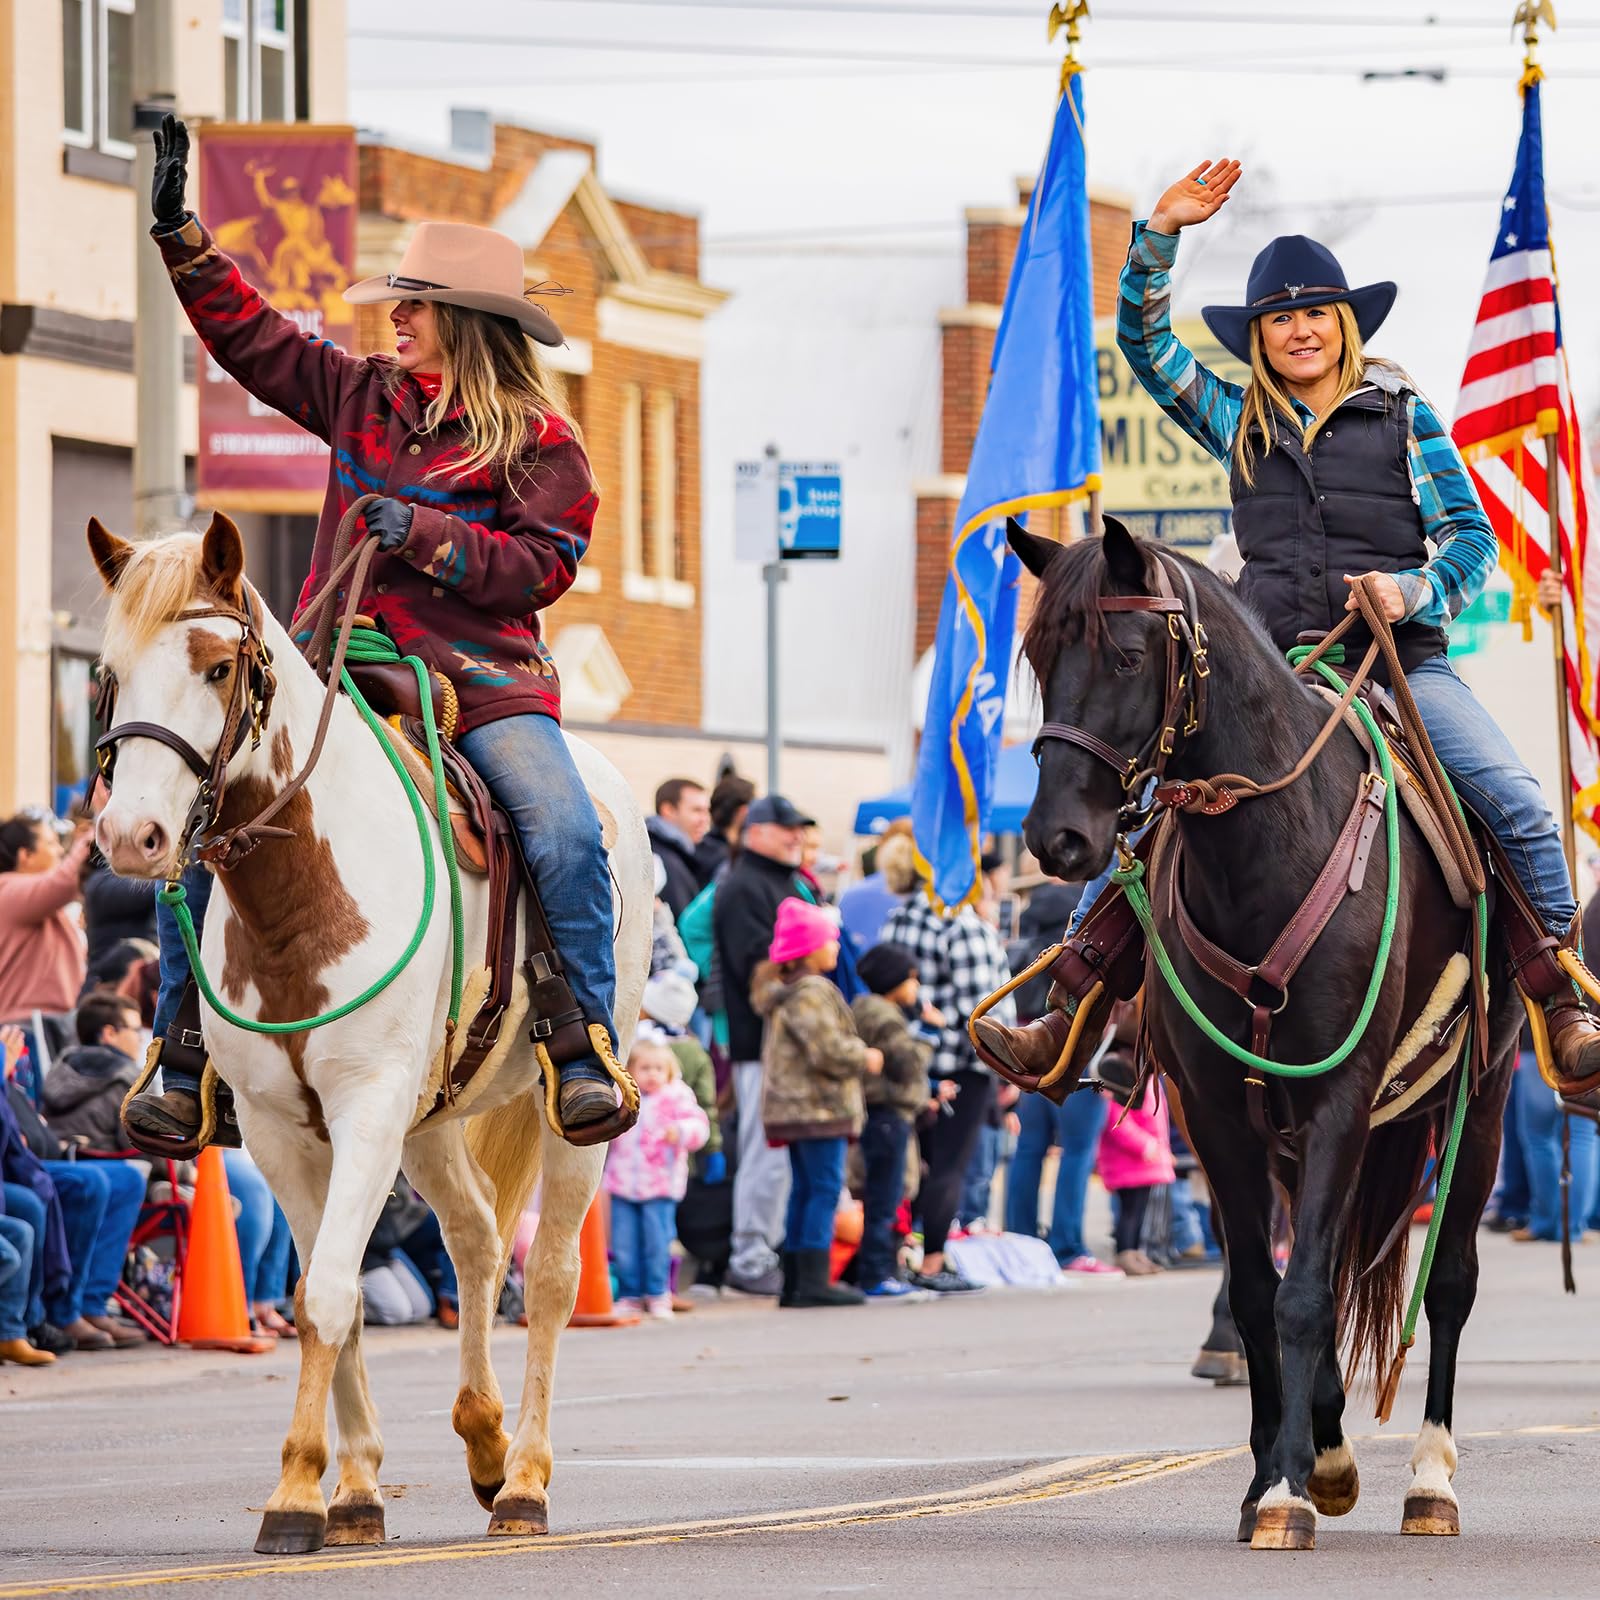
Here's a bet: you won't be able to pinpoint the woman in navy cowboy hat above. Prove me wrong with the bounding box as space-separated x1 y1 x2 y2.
978 157 1600 1101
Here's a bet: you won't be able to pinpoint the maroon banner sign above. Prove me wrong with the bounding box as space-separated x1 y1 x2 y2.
197 124 357 506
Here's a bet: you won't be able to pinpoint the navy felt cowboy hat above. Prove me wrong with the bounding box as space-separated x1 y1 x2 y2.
1201 235 1396 365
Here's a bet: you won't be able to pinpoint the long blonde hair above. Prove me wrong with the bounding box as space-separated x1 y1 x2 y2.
1233 301 1370 489
404 303 582 486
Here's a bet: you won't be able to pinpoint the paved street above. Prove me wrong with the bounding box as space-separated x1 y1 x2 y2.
3 1229 1599 1598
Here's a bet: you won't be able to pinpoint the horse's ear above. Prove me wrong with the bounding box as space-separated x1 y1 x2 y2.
1101 515 1146 589
1006 516 1060 581
200 511 246 600
87 518 134 590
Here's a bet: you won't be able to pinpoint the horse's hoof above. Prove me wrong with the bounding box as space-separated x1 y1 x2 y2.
325 1499 386 1545
1236 1501 1259 1542
471 1477 505 1513
254 1509 326 1555
1308 1446 1359 1517
1213 1352 1251 1387
1250 1501 1316 1551
1191 1346 1238 1381
1401 1493 1460 1536
487 1495 549 1537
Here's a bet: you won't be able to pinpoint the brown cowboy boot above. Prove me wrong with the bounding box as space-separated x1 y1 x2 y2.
973 980 1112 1085
1511 911 1600 1098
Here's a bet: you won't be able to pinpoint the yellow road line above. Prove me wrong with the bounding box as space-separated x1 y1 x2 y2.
0 1447 1241 1597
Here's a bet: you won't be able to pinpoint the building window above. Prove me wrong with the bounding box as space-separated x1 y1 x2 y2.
63 0 135 159
223 0 296 122
619 382 644 577
648 391 679 581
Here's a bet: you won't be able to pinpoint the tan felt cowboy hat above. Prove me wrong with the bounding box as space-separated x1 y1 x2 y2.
344 220 564 346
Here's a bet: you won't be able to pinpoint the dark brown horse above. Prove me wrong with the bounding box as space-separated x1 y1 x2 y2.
1010 517 1518 1550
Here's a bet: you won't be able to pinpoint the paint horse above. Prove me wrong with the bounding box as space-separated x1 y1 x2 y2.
1007 518 1519 1550
89 513 654 1554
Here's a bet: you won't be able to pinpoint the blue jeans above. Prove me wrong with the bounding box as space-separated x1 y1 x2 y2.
610 1196 675 1300
42 1161 144 1324
959 1122 1002 1228
857 1108 912 1284
2 1183 47 1327
786 1136 847 1254
154 712 618 1090
0 1215 34 1340
459 712 617 1083
398 1206 458 1307
1492 1063 1531 1224
1408 656 1577 932
224 1152 293 1305
1515 1049 1599 1240
1004 1086 1107 1262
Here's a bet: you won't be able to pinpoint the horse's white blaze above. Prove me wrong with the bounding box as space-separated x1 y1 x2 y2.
1408 1421 1459 1504
99 533 655 1539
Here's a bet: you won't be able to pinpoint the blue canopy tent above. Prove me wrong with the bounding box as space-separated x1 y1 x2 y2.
855 741 1038 836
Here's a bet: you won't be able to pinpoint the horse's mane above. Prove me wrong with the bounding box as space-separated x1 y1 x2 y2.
101 534 212 664
1021 536 1130 675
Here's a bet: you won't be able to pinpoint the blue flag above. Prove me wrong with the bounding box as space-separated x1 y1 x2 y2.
913 73 1101 909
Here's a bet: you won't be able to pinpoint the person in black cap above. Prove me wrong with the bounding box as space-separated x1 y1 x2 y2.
712 792 819 1295
979 157 1600 1106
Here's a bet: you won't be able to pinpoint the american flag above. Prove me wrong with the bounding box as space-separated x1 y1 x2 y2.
1452 75 1600 843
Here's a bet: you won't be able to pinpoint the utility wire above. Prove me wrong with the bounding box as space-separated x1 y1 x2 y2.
419 0 1597 26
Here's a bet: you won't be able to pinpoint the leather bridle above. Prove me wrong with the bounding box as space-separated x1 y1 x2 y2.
1031 548 1210 820
94 596 280 866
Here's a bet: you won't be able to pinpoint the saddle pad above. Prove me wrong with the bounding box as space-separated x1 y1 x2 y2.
1311 686 1474 910
373 719 488 875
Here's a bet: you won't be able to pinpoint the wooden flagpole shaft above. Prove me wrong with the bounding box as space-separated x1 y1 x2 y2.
1545 437 1579 887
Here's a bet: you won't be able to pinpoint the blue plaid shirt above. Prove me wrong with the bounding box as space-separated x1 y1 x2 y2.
1117 223 1499 630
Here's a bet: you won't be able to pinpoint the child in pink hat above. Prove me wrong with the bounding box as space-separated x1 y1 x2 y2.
749 898 882 1308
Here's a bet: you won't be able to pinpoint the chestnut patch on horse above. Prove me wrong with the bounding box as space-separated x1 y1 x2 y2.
270 726 294 781
186 625 237 691
215 774 367 1140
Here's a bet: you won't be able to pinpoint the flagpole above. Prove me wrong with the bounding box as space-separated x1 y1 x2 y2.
1515 2 1577 882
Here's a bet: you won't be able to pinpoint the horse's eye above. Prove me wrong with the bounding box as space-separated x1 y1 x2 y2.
1114 652 1144 677
206 661 233 684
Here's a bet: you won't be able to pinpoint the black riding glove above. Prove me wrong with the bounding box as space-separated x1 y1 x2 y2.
151 113 192 231
364 498 415 553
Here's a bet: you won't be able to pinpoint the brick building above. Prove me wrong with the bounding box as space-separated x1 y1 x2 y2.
352 111 727 732
912 179 1134 666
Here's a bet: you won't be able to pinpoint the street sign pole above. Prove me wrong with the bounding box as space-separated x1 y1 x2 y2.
762 442 784 792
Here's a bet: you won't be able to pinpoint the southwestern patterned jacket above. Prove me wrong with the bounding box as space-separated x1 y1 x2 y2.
155 215 598 732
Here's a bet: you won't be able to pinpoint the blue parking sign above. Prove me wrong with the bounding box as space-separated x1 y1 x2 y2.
778 463 842 559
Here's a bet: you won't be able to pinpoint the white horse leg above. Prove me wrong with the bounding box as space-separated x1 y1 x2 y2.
490 1128 605 1536
1403 1421 1460 1535
254 1098 408 1555
403 1118 523 1512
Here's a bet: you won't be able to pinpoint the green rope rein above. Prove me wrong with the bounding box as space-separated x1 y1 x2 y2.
157 627 465 1037
1106 642 1491 1375
1109 649 1403 1079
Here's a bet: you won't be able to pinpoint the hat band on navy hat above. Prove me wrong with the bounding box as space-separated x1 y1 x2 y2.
1250 284 1345 308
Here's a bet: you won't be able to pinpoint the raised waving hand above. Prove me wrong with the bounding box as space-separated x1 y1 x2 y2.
1149 159 1241 235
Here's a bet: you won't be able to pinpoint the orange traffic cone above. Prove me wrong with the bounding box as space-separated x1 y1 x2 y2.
568 1196 639 1327
177 1148 275 1354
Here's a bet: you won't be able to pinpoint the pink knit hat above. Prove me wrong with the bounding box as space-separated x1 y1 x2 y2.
768 898 840 965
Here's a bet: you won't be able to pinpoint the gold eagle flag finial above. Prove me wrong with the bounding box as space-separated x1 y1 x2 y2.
1048 1 1090 86
1514 0 1557 85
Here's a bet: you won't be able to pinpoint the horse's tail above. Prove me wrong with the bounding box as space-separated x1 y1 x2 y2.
1336 1114 1431 1392
463 1090 545 1278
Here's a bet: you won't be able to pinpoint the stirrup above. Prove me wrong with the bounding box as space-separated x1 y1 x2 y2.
538 1024 640 1148
120 1052 239 1159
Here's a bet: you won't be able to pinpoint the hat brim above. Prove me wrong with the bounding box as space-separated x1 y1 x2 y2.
1200 280 1397 366
343 274 564 347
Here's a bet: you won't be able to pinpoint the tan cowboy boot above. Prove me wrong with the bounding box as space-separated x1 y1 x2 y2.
973 981 1113 1086
1543 918 1600 1098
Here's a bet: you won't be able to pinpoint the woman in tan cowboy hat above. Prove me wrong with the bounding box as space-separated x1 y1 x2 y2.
123 114 628 1152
